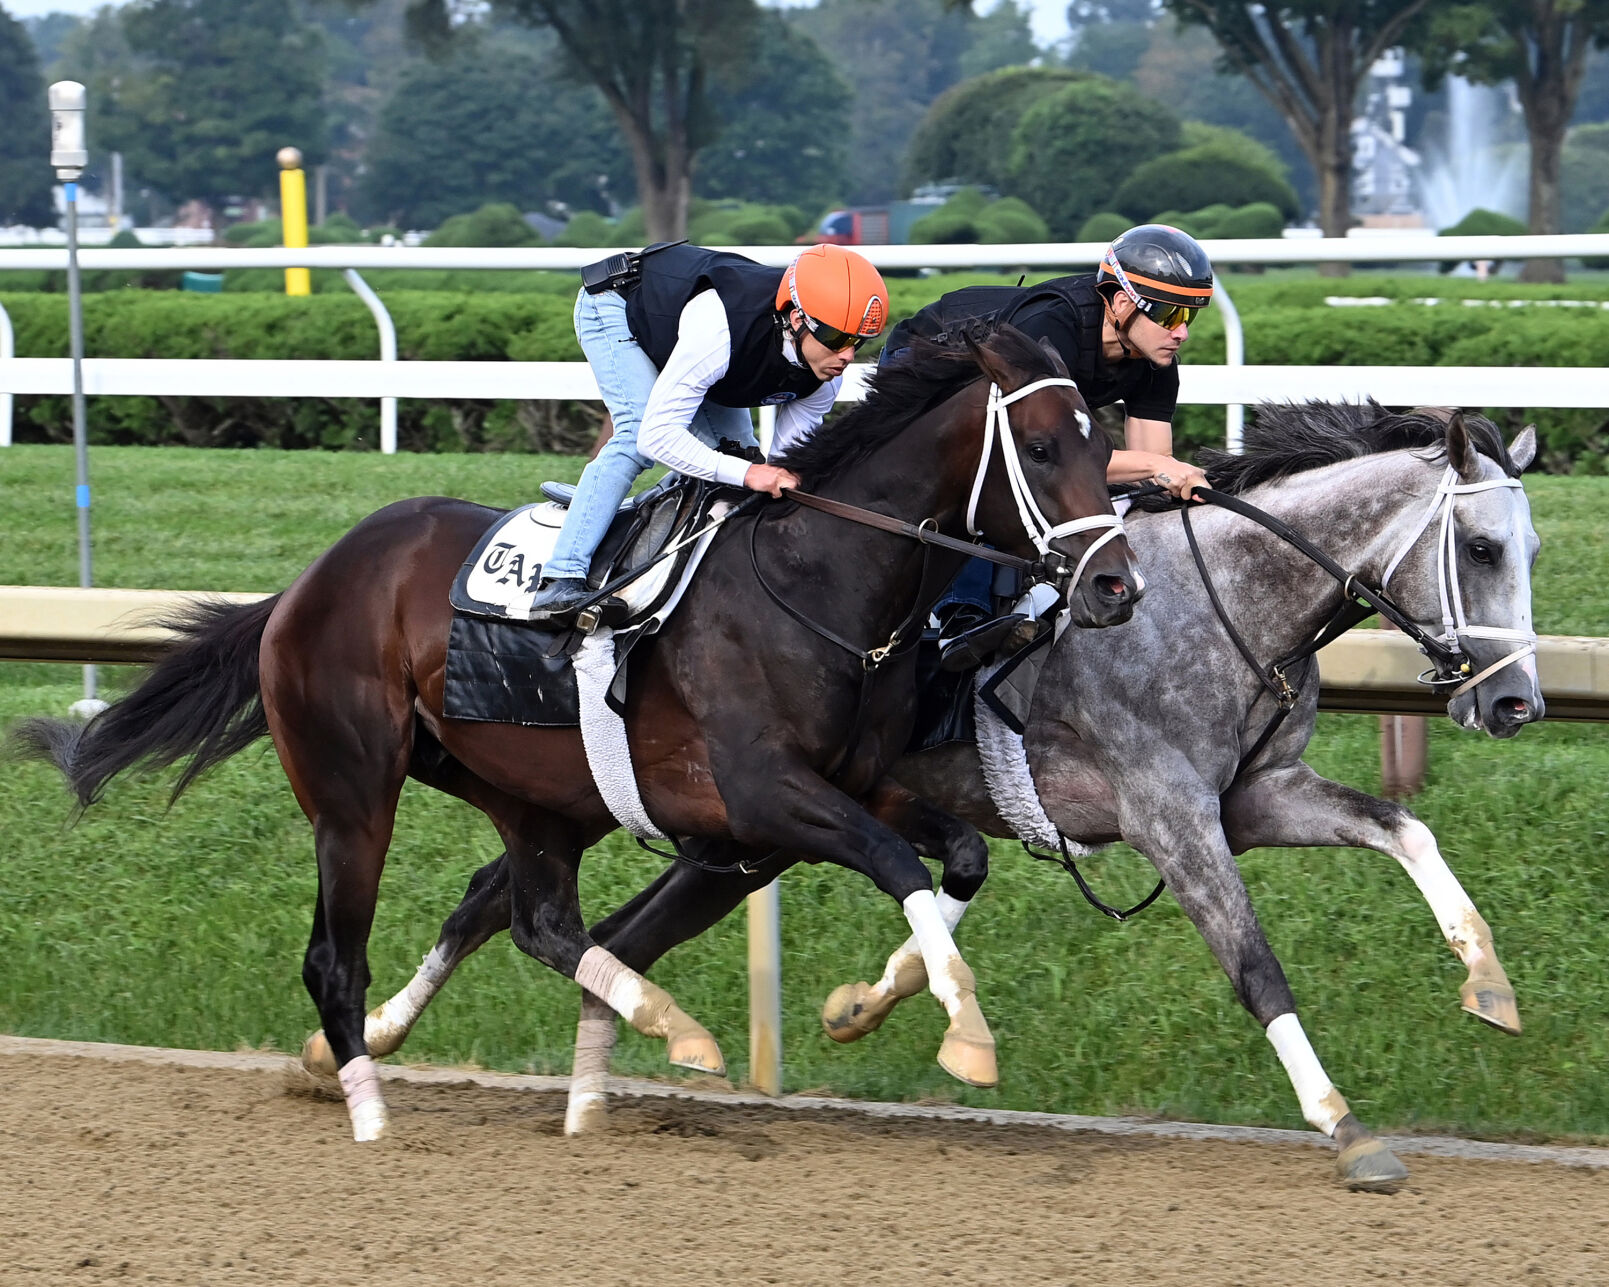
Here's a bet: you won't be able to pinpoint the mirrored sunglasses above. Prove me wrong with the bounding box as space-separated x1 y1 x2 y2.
1144 301 1200 330
802 314 875 352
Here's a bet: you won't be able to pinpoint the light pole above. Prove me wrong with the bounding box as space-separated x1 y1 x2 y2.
49 80 103 717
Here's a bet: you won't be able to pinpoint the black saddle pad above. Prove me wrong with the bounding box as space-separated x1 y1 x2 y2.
442 615 580 727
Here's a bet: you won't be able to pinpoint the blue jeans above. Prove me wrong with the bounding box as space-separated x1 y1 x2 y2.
545 288 756 581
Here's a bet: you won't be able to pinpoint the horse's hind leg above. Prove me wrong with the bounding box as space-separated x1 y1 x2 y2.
821 779 990 1044
1222 762 1520 1034
302 855 511 1076
1120 788 1408 1192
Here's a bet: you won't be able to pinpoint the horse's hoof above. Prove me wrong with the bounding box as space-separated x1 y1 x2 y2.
1461 978 1522 1034
822 981 894 1043
564 1091 610 1136
301 1029 338 1078
937 1030 998 1088
667 1026 726 1077
349 1100 389 1143
1336 1138 1408 1192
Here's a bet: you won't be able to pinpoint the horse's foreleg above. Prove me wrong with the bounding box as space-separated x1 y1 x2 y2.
498 815 726 1080
821 779 990 1045
1222 763 1520 1034
302 854 512 1076
724 761 997 1088
1122 791 1408 1191
564 850 781 1133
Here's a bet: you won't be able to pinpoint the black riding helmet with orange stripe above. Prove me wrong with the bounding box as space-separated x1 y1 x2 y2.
1096 224 1214 337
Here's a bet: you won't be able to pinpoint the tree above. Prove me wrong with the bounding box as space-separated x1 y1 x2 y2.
792 0 1032 204
1161 0 1434 258
1563 122 1609 232
92 0 329 217
1110 139 1300 220
1005 76 1181 237
357 38 630 228
905 66 1085 192
0 7 54 227
485 0 760 241
694 11 850 214
1420 1 1609 283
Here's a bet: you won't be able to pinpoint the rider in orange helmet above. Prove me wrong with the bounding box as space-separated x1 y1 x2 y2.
528 241 888 620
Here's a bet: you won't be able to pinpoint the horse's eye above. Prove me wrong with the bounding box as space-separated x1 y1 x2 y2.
1027 441 1051 464
1468 540 1494 565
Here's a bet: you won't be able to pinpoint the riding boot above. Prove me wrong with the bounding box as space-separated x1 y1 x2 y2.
528 576 621 624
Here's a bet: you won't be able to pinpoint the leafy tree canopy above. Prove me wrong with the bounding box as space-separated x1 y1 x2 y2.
90 0 329 214
1006 76 1181 238
356 35 631 228
1111 139 1299 221
694 11 851 215
0 7 54 227
905 66 1086 193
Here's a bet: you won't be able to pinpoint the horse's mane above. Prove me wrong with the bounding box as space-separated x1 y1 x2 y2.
773 324 1062 489
1128 400 1518 513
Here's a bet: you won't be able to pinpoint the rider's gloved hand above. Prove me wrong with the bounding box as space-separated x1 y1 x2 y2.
744 463 800 498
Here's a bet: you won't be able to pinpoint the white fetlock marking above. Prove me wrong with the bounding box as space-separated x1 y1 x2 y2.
1266 1013 1348 1135
338 1055 388 1142
1394 820 1491 970
573 945 649 1022
902 889 970 1014
367 945 453 1049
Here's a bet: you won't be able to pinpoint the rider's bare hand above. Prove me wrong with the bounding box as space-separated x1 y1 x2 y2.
1147 456 1208 501
745 463 800 498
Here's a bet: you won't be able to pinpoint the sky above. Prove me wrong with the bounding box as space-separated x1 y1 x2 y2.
6 0 1077 46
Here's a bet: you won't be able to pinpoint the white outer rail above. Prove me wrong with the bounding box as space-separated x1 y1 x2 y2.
2 357 1607 409
0 298 11 448
2 232 1607 271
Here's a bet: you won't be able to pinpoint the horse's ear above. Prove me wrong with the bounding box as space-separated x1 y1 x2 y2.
1508 424 1538 473
1445 409 1481 482
962 330 1018 391
1037 335 1070 379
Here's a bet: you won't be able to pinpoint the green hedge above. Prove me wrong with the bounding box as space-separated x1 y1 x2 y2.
6 280 1609 469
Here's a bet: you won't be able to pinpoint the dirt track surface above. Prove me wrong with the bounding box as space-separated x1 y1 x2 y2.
2 1048 1606 1286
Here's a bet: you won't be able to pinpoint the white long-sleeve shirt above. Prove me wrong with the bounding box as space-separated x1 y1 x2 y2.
636 289 841 486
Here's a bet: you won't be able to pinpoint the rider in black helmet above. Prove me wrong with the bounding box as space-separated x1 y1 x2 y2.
883 223 1214 669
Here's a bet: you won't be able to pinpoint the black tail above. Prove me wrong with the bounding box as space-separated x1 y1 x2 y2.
10 594 281 808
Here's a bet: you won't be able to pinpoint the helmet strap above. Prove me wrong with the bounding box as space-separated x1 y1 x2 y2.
1102 292 1142 361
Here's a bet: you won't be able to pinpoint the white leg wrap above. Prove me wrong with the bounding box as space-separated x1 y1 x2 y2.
902 889 971 1015
366 945 454 1051
1266 1013 1348 1135
337 1055 389 1142
873 892 969 998
1394 819 1492 971
564 996 618 1136
573 945 649 1023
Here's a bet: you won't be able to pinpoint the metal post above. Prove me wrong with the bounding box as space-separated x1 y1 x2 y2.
50 80 102 715
278 147 311 297
342 268 397 454
1213 273 1245 452
756 403 777 456
0 299 13 448
746 882 782 1095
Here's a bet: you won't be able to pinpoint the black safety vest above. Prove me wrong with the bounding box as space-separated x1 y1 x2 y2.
624 244 825 408
885 274 1178 420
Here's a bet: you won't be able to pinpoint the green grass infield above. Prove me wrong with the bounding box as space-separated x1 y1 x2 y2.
2 445 1606 1143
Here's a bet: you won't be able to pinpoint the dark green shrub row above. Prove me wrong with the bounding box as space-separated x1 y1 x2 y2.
5 285 1606 469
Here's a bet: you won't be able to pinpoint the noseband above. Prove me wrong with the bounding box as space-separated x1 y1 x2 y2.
967 378 1127 587
1380 466 1536 698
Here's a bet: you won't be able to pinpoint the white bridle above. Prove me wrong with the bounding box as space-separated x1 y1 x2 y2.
1380 465 1536 699
965 378 1127 589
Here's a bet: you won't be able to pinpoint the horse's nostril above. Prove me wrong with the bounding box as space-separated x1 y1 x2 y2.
1095 575 1128 599
1497 697 1530 722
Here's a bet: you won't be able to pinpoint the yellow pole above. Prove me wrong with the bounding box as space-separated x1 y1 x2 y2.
277 146 310 297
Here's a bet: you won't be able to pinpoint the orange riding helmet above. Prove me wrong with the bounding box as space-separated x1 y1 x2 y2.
777 244 888 351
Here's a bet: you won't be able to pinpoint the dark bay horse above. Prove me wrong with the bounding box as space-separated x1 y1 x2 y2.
14 326 1140 1142
334 405 1541 1190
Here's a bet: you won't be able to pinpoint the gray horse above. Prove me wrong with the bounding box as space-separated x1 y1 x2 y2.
309 403 1541 1191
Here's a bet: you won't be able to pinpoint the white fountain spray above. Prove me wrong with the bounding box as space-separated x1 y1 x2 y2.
1418 75 1528 230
